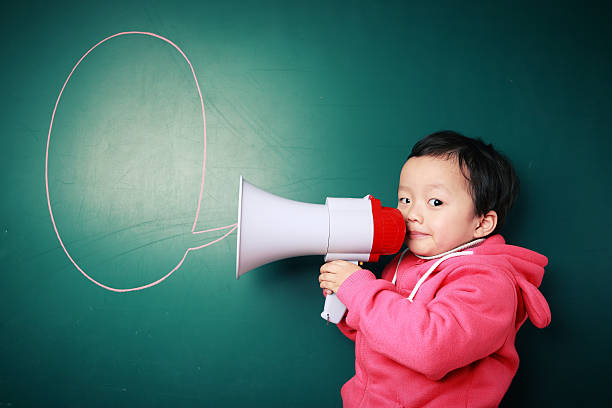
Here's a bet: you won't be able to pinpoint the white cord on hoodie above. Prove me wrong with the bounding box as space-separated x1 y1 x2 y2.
392 238 485 302
406 251 474 302
392 248 410 285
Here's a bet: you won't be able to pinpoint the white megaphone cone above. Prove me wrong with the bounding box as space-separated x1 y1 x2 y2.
236 177 330 279
236 176 405 324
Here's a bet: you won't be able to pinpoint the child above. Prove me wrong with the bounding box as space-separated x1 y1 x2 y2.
319 131 551 407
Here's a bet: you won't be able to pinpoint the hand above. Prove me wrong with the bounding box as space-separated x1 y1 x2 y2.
319 260 361 295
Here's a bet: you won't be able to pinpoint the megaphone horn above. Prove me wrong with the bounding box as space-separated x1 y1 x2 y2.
236 176 331 279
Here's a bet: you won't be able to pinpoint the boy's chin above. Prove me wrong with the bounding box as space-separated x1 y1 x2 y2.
407 239 436 257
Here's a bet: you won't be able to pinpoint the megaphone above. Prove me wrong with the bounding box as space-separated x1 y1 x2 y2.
236 176 405 324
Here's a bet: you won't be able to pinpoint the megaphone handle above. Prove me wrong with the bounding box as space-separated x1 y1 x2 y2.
321 260 357 324
321 293 347 324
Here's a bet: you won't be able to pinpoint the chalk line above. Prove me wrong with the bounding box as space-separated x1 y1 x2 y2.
45 31 237 292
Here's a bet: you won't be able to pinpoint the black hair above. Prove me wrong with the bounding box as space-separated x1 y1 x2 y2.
408 130 519 235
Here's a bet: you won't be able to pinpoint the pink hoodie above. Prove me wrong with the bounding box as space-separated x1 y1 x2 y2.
335 234 550 408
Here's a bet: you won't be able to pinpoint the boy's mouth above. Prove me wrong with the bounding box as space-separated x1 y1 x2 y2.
409 231 430 239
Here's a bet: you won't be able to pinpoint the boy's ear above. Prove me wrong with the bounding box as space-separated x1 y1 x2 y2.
474 210 498 238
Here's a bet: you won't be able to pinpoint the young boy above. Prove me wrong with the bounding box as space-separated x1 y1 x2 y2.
319 131 551 407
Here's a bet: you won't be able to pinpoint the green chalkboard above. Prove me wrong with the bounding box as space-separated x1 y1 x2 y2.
2 0 611 406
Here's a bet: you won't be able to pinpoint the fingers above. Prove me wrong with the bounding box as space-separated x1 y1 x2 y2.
319 272 333 282
319 272 337 287
319 261 348 295
319 272 337 293
320 263 334 274
319 260 346 274
319 273 331 288
320 283 336 294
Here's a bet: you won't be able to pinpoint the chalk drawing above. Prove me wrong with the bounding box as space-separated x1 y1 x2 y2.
45 31 237 292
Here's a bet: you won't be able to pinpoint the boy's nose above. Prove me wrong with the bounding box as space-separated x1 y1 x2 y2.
405 205 423 223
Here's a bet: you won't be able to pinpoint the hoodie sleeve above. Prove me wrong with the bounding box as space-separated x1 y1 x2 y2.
337 317 357 342
335 254 403 342
336 264 517 380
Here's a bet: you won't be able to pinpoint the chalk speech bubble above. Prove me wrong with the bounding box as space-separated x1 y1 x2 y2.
45 31 237 292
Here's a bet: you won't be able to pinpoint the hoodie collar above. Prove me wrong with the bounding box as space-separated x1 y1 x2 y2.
414 238 486 260
392 238 486 286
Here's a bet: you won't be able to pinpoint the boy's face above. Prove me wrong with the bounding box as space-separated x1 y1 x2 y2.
397 155 484 257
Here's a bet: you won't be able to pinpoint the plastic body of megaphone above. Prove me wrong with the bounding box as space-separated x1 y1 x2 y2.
320 196 376 324
235 176 405 325
319 196 406 324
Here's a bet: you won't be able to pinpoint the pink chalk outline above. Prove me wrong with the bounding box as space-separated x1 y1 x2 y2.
45 31 237 292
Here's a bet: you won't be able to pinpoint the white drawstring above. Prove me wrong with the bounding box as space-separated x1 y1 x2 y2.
392 248 411 285
406 251 474 302
392 238 484 286
414 238 485 260
391 238 484 302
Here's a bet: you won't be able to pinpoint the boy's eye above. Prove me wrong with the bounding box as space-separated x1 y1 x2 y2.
428 198 443 207
399 197 410 204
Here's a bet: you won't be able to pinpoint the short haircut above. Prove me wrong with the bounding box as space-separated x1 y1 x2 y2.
408 130 519 235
